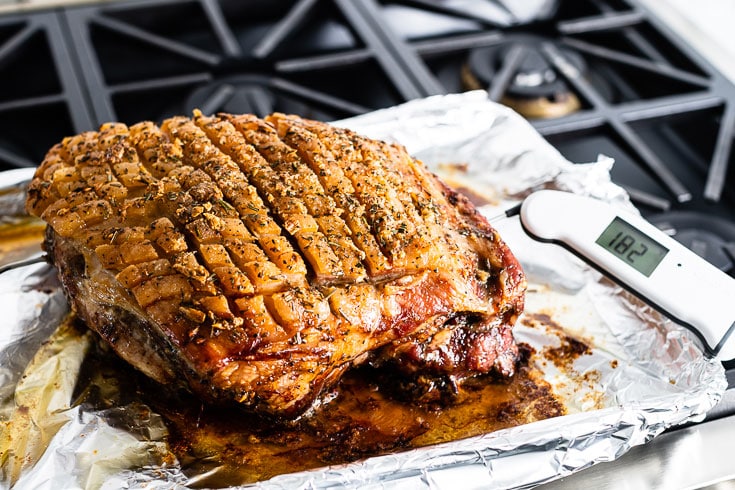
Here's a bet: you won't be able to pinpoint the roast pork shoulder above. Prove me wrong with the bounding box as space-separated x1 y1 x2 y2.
26 112 526 419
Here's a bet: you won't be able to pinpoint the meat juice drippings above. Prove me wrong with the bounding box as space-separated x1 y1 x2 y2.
74 339 566 488
0 216 44 266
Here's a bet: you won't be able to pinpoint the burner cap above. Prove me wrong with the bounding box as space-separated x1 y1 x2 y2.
181 74 359 121
463 41 584 118
185 75 277 118
649 211 735 273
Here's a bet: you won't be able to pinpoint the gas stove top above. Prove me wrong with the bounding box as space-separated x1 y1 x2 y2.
3 0 733 277
3 0 734 380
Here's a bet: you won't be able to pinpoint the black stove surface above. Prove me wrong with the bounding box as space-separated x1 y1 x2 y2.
2 0 734 387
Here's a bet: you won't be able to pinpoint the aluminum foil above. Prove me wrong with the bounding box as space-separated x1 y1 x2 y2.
0 91 726 490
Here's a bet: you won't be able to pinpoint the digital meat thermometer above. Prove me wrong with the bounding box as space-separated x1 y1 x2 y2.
514 190 735 360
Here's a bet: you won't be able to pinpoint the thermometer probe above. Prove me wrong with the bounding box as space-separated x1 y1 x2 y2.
512 190 735 360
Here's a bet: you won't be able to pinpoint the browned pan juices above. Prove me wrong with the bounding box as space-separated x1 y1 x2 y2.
135 345 566 487
437 165 500 208
0 216 44 265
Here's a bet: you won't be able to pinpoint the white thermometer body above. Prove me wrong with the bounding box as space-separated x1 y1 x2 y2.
519 190 735 360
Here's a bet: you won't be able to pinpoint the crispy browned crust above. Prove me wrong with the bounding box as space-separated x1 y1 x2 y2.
27 112 526 419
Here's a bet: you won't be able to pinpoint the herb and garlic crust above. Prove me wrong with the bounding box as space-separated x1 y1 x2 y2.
26 112 526 419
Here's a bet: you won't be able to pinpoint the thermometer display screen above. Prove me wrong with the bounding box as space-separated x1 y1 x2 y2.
595 217 669 277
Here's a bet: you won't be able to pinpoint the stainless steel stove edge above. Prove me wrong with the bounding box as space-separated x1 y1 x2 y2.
538 412 735 489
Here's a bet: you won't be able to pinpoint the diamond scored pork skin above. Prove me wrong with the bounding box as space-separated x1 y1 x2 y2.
26 112 526 419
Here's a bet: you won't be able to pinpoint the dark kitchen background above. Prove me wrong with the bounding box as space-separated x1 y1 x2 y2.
2 0 734 408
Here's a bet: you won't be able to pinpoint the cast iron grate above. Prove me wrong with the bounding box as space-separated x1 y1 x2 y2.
61 0 424 125
0 11 91 169
359 0 735 214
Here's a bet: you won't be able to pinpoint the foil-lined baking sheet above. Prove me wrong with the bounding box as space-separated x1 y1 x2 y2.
0 91 726 489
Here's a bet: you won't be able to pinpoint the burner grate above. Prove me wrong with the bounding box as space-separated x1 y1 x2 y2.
0 11 91 168
61 0 419 126
364 0 735 212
